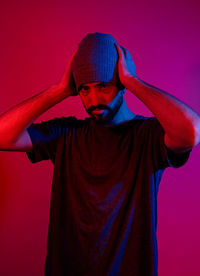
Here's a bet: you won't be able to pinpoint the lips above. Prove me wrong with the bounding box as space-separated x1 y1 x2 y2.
94 108 105 111
92 108 107 115
93 109 104 113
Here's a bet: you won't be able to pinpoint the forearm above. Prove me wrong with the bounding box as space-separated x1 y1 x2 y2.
0 84 69 145
127 76 200 149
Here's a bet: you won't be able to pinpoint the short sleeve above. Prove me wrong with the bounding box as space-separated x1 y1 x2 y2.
165 145 192 168
146 117 192 170
26 116 75 164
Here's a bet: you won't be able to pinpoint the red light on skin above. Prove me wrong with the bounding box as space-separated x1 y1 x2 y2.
92 108 108 117
93 107 106 112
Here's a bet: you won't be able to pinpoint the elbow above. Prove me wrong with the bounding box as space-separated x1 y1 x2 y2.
194 124 200 147
182 118 200 148
190 115 200 147
0 141 11 150
185 125 198 149
165 123 198 152
0 134 14 150
186 121 200 149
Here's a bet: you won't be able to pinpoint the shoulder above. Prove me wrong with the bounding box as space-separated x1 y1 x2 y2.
131 115 161 132
35 116 89 128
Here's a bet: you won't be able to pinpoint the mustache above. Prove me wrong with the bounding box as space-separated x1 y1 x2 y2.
88 105 110 113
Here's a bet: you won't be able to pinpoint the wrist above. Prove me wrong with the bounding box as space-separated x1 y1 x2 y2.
53 84 72 98
46 85 70 104
124 75 140 93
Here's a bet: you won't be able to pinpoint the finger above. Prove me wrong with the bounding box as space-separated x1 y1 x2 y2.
115 44 124 59
62 49 78 77
120 46 134 62
120 45 130 59
69 49 78 64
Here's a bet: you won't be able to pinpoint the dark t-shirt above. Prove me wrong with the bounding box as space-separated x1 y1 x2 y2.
26 115 191 276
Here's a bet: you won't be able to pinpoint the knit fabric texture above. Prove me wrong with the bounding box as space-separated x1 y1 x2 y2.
71 32 124 91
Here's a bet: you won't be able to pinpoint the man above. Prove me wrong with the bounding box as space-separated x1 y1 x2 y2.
0 32 199 276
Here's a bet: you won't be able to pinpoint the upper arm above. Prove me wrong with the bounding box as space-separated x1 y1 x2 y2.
0 130 33 152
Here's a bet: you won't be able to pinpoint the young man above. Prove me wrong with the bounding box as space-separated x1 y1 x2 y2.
0 32 199 276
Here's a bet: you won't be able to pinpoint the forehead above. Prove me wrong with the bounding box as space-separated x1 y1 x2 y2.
81 81 107 87
78 81 117 92
79 81 117 87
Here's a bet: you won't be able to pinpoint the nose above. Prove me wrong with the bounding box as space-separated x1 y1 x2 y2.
89 89 102 107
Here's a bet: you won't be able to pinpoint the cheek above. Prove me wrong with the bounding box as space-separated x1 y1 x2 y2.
103 88 118 101
80 97 88 108
106 90 120 103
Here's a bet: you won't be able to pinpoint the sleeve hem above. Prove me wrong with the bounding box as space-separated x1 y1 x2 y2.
26 125 37 163
165 146 192 168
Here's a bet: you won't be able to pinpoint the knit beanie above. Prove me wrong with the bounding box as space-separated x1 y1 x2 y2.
71 32 124 91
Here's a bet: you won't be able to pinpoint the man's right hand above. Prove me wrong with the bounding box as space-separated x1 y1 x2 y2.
57 50 78 97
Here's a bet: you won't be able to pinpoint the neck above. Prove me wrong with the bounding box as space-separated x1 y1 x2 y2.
104 99 136 127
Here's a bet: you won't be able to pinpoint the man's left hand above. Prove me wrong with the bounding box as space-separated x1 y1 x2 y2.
115 44 137 89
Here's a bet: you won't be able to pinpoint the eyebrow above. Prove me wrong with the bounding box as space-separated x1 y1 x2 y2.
78 82 108 92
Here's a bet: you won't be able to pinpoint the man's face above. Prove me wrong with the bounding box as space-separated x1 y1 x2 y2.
78 82 124 124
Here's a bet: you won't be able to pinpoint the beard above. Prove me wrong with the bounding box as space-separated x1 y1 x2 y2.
86 90 124 124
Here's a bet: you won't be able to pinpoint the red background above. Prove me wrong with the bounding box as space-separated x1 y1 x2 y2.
0 0 200 275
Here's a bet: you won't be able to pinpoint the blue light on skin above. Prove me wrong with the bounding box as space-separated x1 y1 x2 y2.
78 81 136 126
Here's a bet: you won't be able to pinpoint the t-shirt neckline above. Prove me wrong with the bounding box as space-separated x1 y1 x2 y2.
89 114 143 129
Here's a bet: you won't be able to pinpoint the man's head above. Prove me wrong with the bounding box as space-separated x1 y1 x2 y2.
71 32 126 123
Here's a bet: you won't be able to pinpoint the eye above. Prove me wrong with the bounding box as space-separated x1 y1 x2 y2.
79 87 89 96
99 83 107 88
99 83 111 93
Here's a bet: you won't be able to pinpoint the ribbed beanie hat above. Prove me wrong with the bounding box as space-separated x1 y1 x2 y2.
71 32 124 91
